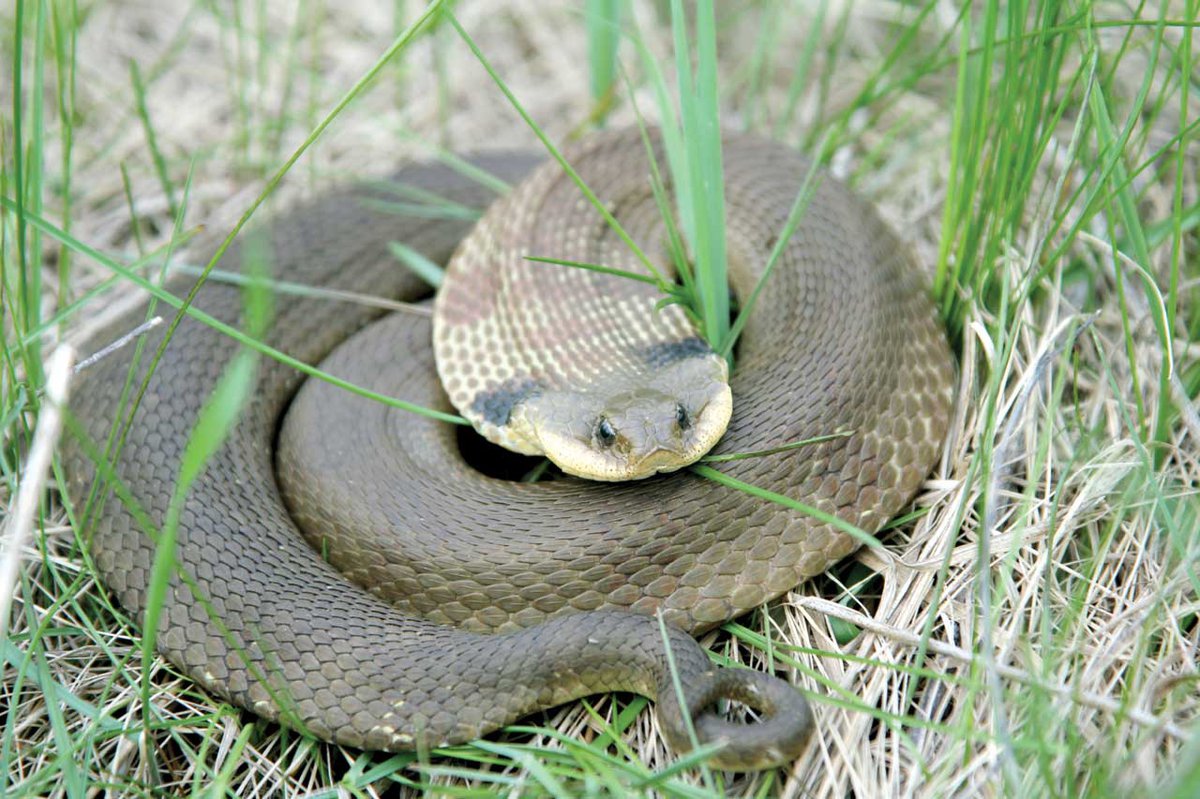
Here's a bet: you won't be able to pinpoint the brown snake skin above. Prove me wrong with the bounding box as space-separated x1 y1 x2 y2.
64 130 953 770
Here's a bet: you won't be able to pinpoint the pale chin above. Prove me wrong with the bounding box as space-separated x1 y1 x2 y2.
537 429 638 482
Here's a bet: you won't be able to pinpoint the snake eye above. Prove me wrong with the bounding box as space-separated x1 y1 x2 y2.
675 403 691 430
595 417 617 447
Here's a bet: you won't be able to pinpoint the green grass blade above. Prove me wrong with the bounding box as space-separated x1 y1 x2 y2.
623 73 697 301
720 148 824 359
524 254 662 286
699 430 852 463
446 10 666 287
585 0 621 121
688 0 729 352
692 464 880 549
389 240 445 288
141 236 273 724
1 200 467 425
129 60 178 223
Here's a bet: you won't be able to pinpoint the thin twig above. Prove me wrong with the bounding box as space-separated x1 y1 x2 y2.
1 345 76 637
167 265 434 316
73 317 162 373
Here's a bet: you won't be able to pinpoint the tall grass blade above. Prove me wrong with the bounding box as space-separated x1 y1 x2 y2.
586 0 622 122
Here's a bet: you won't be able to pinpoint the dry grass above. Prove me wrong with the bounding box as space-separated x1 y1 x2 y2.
2 1 1197 797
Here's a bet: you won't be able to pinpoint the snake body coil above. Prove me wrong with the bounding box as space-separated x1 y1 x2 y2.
64 130 953 770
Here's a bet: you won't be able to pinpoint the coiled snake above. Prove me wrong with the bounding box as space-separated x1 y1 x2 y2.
64 129 953 770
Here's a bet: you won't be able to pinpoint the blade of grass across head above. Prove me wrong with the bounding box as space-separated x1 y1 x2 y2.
524 255 662 286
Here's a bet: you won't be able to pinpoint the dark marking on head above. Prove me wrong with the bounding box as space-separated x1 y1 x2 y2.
470 377 542 427
639 336 714 369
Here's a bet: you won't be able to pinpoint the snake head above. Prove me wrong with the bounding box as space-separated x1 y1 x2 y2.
521 352 732 481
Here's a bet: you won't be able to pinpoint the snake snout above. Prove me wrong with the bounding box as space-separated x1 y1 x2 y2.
658 668 814 771
533 382 732 481
606 384 733 478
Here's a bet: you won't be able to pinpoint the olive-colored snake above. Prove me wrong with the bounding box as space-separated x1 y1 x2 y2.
64 129 953 770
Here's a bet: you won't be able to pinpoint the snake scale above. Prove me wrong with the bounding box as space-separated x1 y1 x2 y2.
64 129 953 770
